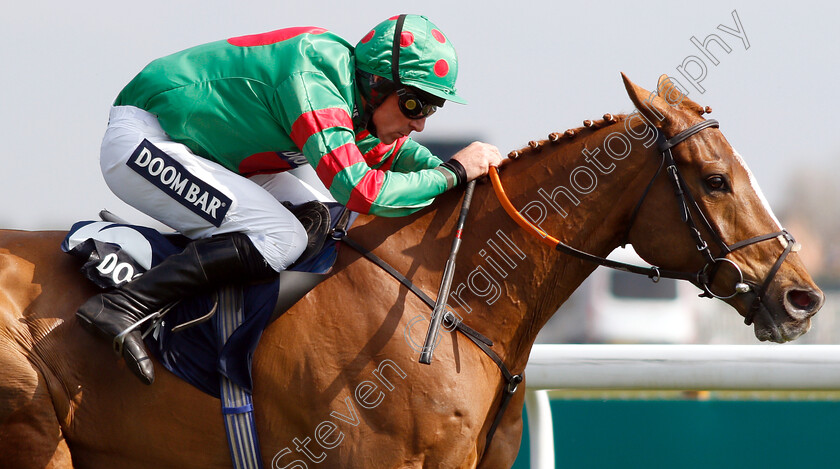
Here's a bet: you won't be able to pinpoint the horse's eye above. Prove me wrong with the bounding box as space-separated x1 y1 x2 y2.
705 175 727 191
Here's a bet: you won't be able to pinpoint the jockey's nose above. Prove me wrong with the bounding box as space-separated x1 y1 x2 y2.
409 117 426 133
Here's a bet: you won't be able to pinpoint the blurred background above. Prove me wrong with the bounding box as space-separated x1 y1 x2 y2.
3 2 840 467
2 0 838 342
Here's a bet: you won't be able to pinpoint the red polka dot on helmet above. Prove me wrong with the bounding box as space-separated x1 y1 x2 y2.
431 29 446 43
360 29 375 44
400 31 414 47
434 59 449 77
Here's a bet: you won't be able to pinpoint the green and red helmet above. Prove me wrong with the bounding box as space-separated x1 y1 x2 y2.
355 14 466 105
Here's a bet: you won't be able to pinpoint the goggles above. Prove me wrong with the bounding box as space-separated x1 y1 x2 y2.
396 88 438 119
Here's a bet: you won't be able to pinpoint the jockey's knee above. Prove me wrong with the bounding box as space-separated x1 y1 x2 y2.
247 216 307 272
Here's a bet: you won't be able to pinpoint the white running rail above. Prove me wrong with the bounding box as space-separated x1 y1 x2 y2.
523 345 840 469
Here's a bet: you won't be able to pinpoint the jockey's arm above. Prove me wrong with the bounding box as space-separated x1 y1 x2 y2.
387 137 445 172
389 138 503 182
277 72 455 217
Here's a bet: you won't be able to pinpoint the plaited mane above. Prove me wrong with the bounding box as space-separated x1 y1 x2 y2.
506 105 712 160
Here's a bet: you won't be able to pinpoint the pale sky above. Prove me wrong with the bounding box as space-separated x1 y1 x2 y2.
2 0 838 230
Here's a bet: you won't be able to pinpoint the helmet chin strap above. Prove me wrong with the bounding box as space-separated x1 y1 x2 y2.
357 71 396 138
364 103 378 137
390 14 407 85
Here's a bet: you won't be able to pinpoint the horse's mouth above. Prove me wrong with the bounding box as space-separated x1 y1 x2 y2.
747 286 822 343
753 311 812 343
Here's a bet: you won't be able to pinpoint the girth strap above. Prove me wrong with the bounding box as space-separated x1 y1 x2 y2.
339 234 519 454
442 312 522 453
223 403 255 415
216 286 264 469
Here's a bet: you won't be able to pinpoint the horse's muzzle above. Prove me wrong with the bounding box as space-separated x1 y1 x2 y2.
753 286 824 343
784 288 824 321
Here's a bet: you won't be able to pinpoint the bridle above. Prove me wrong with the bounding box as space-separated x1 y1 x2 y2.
490 118 799 326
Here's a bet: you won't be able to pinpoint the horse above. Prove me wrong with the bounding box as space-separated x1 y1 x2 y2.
0 73 823 468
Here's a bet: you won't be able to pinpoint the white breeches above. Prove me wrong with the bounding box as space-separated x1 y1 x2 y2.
100 106 334 271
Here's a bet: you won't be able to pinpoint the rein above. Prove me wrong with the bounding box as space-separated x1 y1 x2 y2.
490 118 797 326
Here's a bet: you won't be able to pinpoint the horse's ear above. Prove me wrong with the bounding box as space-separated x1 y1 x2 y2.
656 74 706 115
621 73 685 128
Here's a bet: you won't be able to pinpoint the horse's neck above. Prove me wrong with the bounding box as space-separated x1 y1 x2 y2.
351 119 658 371
452 119 660 369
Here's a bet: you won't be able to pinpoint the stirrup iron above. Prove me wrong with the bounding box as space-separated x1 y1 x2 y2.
111 300 180 355
171 293 220 333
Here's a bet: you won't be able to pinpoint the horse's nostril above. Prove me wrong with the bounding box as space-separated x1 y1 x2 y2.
787 289 816 311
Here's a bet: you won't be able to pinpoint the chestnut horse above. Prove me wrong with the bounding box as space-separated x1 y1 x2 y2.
0 74 823 468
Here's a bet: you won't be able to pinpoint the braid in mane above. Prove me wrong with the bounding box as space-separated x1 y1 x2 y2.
507 114 629 160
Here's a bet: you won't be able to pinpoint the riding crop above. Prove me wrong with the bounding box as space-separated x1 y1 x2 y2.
419 179 477 365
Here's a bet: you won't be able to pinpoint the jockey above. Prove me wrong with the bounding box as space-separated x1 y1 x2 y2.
76 14 503 384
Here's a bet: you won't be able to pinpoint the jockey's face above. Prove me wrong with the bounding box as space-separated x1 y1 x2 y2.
372 93 427 145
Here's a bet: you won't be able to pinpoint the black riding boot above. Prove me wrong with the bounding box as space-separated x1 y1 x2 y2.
76 233 276 385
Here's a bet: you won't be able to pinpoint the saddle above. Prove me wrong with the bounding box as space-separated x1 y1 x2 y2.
63 201 356 396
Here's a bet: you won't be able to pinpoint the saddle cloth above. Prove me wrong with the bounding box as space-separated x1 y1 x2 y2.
62 204 355 397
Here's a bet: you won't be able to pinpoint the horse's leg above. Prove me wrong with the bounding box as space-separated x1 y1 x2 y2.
476 386 525 469
0 343 74 468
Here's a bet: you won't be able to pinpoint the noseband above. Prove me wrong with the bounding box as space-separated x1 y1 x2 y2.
490 119 798 326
